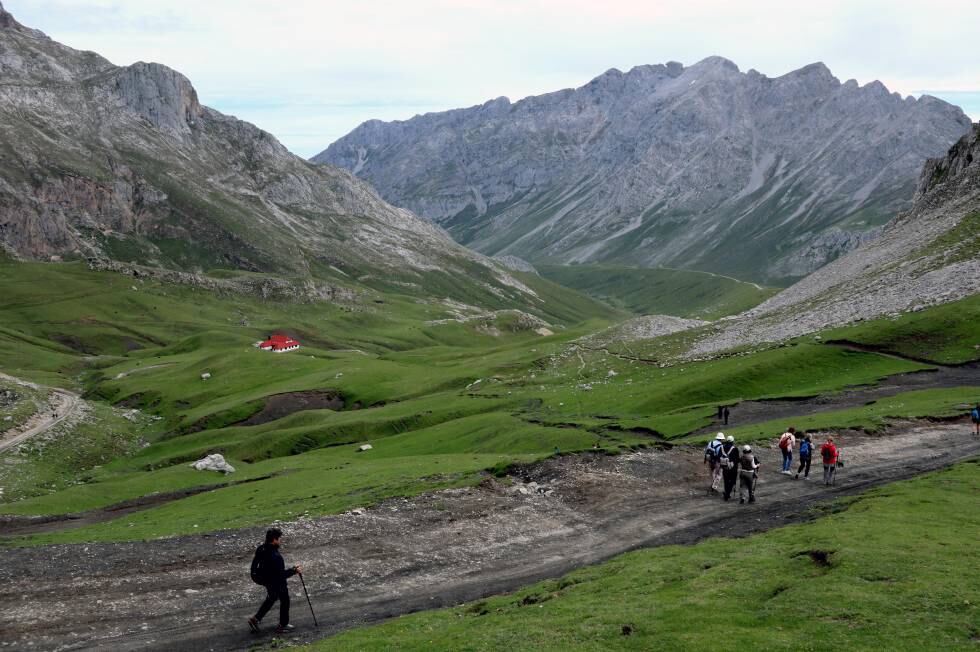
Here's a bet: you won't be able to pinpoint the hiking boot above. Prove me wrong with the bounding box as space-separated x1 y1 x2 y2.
793 473 799 479
739 497 745 504
248 617 260 633
274 624 295 635
748 497 755 503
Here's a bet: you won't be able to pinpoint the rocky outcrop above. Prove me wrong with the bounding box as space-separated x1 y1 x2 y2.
318 58 971 284
493 255 538 275
0 4 546 313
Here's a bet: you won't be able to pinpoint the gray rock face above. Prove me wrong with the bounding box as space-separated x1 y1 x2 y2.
0 5 541 311
685 124 980 357
317 58 971 284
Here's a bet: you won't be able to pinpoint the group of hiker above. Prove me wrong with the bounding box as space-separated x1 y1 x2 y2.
704 428 843 502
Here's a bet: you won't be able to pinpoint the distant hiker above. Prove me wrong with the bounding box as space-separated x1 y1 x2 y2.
820 437 839 486
720 435 740 501
795 434 813 480
704 433 725 495
249 528 302 635
778 427 796 474
738 444 760 504
723 406 730 425
717 405 724 420
971 403 980 436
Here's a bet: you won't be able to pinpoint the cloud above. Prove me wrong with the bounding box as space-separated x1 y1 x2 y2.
5 0 978 156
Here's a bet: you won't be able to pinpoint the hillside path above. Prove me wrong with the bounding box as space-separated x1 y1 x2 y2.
0 372 79 455
1 421 978 651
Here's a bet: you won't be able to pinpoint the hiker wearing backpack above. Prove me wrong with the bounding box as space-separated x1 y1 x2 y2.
738 444 760 504
820 437 839 486
778 427 796 474
794 434 813 480
248 528 302 635
720 435 740 501
704 433 725 495
971 403 980 435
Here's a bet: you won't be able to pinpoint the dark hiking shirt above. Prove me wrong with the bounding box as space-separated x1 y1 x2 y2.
255 543 297 586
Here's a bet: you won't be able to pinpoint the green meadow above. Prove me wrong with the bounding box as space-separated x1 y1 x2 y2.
1 259 977 546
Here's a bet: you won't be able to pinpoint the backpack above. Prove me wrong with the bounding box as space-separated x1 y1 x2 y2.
972 407 980 421
704 439 723 463
821 445 834 464
800 440 811 457
778 433 792 450
718 443 734 469
250 545 268 585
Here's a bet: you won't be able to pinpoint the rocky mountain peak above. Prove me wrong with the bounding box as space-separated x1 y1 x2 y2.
318 58 971 284
917 123 980 197
110 61 203 136
692 55 740 73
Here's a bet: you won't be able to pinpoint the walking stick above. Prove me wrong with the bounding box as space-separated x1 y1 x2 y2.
299 572 318 628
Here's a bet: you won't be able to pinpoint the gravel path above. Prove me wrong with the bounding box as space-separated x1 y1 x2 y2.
1 421 978 651
0 373 80 455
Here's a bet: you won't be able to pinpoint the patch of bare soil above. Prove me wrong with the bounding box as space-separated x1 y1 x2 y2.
237 390 345 426
1 421 978 651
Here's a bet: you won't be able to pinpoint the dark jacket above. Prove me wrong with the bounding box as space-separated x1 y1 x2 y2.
720 442 739 472
254 543 297 586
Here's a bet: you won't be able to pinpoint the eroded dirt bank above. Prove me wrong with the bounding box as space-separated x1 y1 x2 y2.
1 422 978 651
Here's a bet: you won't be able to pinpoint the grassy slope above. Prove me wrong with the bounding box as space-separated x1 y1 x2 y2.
822 294 980 364
537 264 778 319
309 460 980 651
1 259 978 545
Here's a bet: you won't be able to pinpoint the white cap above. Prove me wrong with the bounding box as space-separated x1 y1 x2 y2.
715 432 726 440
742 445 752 453
727 435 735 443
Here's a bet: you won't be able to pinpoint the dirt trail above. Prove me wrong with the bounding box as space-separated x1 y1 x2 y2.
1 421 978 651
0 372 80 455
691 361 980 437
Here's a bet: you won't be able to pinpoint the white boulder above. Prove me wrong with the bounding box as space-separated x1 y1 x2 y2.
190 453 235 474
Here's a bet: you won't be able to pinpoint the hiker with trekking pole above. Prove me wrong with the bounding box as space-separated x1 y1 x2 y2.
820 436 840 486
248 528 317 635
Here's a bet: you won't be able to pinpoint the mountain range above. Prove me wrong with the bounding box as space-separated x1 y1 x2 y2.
318 58 971 284
0 1 559 316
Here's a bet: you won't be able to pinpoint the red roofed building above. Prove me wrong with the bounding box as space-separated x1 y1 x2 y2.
258 334 301 353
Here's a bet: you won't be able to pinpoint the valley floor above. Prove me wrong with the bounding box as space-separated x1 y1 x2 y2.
2 420 977 651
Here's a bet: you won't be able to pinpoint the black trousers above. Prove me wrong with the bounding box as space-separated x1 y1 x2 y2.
796 455 811 477
722 469 738 499
256 582 290 626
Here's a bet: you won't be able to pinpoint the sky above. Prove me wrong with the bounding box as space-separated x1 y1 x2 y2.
6 0 979 158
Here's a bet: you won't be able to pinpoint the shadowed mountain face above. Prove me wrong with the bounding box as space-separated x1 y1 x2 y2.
0 2 547 310
317 58 971 284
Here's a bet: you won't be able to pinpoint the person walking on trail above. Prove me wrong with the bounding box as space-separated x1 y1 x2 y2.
795 434 813 480
720 435 740 501
820 437 839 486
723 406 730 425
248 528 303 635
738 444 760 504
971 403 980 435
704 433 725 495
778 428 796 474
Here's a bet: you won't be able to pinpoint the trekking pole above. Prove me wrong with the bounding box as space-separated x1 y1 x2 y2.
299 572 319 628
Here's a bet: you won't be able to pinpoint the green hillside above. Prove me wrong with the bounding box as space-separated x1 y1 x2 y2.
2 260 976 546
538 264 778 318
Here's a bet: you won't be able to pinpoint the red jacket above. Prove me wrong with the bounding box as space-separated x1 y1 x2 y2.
820 442 838 465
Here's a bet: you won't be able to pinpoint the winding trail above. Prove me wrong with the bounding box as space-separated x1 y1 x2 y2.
0 372 80 455
1 420 978 651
